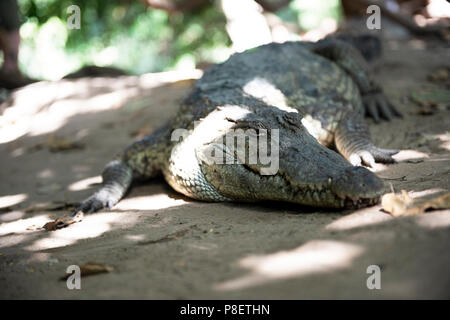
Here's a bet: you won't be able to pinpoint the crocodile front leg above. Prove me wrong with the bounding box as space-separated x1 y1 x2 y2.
72 124 170 215
335 112 398 167
72 159 133 215
311 38 402 122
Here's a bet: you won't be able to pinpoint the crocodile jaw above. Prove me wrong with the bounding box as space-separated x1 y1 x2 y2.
290 183 382 209
287 166 385 209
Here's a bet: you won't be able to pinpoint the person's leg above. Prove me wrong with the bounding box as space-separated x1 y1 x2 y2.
0 0 21 73
0 29 20 74
0 0 35 89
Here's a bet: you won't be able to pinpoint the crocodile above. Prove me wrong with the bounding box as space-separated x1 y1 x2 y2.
72 36 401 215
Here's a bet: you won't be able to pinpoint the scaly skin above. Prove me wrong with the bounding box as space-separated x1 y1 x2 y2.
73 37 401 215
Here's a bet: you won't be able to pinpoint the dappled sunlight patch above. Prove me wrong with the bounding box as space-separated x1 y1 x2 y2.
0 70 203 144
84 88 140 111
24 212 139 251
37 169 55 179
9 146 27 157
28 252 51 263
243 77 295 113
27 112 67 136
413 211 450 229
138 69 203 89
124 234 146 242
392 149 429 162
0 233 30 249
325 207 392 231
187 242 218 251
435 132 450 151
68 176 102 191
114 194 188 211
0 194 28 209
408 188 447 198
0 120 29 144
0 215 50 237
214 240 363 291
0 210 26 223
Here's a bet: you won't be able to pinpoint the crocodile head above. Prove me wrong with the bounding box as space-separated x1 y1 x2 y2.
196 106 385 209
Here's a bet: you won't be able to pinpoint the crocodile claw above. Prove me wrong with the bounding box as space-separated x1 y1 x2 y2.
363 92 402 122
71 191 116 216
349 146 399 167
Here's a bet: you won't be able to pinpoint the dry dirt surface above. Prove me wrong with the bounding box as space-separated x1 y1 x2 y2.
0 38 449 299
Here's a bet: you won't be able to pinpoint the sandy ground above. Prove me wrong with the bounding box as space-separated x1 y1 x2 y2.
0 37 449 299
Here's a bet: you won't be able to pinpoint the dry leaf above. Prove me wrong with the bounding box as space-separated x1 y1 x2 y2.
60 262 114 280
416 102 438 115
427 68 449 83
43 211 84 231
410 90 449 115
30 135 84 153
46 135 85 152
382 190 450 217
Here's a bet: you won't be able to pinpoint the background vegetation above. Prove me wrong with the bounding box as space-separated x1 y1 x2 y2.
15 0 342 80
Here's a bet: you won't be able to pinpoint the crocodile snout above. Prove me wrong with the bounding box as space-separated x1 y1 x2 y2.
332 166 385 203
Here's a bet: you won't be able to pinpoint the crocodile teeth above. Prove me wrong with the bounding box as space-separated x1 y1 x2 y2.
313 191 320 202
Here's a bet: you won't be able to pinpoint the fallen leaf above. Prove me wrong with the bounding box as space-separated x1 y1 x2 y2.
46 135 85 152
60 262 114 280
410 89 449 115
382 190 450 217
427 68 449 83
43 211 84 231
30 135 85 153
416 102 438 115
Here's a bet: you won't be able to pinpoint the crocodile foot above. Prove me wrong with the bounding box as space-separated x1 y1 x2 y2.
362 92 402 122
71 190 118 216
348 146 399 167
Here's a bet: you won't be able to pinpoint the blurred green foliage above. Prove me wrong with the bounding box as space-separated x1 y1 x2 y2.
16 0 342 80
18 0 231 79
279 0 342 30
